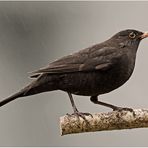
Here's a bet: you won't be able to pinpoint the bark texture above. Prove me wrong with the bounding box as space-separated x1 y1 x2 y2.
60 109 148 136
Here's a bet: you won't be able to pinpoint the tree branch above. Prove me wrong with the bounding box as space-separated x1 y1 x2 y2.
60 109 148 136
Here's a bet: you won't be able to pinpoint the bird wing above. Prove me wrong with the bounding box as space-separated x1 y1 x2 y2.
30 46 121 77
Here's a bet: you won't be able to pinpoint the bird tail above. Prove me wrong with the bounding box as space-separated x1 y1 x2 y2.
0 78 56 107
0 85 48 107
0 90 25 107
0 73 58 107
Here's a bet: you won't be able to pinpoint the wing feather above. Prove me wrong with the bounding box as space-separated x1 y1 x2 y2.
29 46 120 78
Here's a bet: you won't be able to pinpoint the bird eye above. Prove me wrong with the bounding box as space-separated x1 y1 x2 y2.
129 32 136 39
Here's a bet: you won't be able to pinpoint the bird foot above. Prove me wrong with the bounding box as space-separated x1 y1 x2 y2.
67 111 93 120
113 106 133 112
112 106 135 116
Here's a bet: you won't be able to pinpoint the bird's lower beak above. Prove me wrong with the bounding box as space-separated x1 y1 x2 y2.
140 32 148 39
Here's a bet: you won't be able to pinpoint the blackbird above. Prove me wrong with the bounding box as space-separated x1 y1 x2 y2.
0 29 148 117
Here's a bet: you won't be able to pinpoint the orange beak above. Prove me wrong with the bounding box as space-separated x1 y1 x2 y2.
140 32 148 39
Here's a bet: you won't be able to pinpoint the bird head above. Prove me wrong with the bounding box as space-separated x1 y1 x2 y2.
111 29 148 50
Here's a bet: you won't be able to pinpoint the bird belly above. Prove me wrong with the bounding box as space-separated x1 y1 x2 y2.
58 65 133 96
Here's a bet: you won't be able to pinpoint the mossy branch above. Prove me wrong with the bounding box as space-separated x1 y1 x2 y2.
60 109 148 136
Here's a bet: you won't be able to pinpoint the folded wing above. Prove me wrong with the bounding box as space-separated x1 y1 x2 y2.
30 46 120 78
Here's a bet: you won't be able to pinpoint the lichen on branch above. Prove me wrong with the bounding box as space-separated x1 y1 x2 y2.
60 109 148 136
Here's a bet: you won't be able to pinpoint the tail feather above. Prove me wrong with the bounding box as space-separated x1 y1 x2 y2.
0 91 24 107
0 74 57 107
0 84 45 107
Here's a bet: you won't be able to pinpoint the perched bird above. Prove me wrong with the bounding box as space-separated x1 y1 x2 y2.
0 29 148 117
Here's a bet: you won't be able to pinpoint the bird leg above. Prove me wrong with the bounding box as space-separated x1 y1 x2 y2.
90 96 133 112
67 92 92 120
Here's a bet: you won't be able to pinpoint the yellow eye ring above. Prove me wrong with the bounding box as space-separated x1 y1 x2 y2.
129 32 136 39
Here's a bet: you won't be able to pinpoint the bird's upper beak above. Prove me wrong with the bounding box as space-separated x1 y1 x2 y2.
140 32 148 39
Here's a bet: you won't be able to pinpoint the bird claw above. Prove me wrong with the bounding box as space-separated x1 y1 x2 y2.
67 112 93 120
113 106 133 112
113 106 135 116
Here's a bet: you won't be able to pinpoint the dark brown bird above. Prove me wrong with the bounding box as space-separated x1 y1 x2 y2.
0 29 148 117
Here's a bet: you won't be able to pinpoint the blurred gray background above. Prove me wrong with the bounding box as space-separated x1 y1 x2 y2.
0 1 148 146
